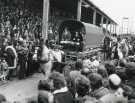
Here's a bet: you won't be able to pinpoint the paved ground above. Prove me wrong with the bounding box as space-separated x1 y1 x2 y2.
0 73 44 103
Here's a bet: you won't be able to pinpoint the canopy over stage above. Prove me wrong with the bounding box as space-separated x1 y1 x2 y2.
50 0 78 14
0 0 117 40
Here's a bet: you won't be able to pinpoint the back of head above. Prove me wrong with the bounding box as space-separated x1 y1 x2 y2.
97 64 108 78
69 70 81 81
76 75 90 97
49 72 66 90
88 73 103 90
81 68 91 77
38 80 51 91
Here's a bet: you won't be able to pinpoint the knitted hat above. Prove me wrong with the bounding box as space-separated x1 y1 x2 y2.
109 74 121 86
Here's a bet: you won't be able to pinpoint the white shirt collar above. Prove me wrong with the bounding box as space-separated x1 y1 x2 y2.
53 87 68 94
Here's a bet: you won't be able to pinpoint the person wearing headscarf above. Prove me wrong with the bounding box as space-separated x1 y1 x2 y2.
81 67 92 77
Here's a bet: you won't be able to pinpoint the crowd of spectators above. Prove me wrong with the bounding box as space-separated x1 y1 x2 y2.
1 56 135 103
0 5 43 80
0 3 76 81
1 3 135 103
35 56 135 103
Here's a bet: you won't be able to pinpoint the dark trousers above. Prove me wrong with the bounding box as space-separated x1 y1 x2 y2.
18 61 27 79
6 69 13 80
27 60 32 76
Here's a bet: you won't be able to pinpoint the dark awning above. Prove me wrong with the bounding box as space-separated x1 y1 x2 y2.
50 0 78 14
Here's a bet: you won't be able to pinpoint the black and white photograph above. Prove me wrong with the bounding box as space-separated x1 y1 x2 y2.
0 0 135 103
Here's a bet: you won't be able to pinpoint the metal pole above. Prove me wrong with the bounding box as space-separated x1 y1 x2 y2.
42 0 50 41
113 24 116 34
106 19 109 32
110 23 112 33
112 24 114 34
115 25 117 34
77 0 82 21
101 16 104 28
93 9 96 25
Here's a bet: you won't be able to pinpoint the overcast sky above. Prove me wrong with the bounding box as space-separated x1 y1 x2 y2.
90 0 135 33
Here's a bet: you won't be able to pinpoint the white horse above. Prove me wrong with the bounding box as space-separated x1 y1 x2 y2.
38 42 64 79
39 44 53 79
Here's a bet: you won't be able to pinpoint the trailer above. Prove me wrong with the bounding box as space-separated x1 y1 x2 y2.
58 20 105 62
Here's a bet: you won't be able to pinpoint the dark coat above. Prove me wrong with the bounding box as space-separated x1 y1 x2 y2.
5 47 16 67
54 91 74 103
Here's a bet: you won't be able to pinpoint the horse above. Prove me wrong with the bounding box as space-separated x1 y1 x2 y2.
39 43 53 79
37 40 65 79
